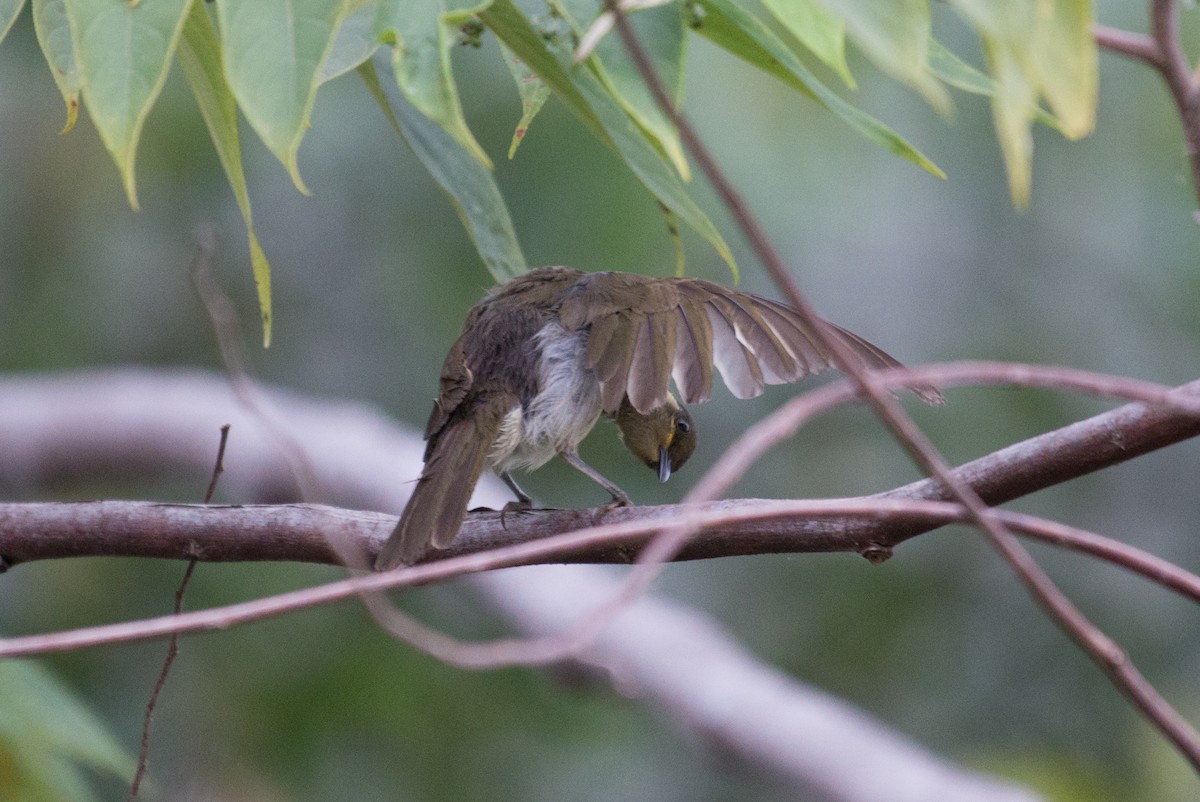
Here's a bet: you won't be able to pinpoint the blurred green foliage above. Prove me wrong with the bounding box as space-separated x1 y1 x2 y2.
0 1 1199 801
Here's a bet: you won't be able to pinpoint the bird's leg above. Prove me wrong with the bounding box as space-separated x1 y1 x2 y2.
501 471 534 508
498 471 535 529
559 446 633 509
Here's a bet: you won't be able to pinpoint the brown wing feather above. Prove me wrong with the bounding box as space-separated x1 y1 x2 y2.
672 300 714 404
626 310 676 413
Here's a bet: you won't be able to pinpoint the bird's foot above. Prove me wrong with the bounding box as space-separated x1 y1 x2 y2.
594 491 633 522
500 498 535 529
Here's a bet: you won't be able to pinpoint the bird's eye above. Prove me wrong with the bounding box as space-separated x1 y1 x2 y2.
676 418 691 434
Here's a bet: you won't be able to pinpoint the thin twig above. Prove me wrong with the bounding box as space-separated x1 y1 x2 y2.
202 424 231 504
129 423 228 799
128 559 195 800
603 1 1200 771
1093 24 1161 67
188 228 326 509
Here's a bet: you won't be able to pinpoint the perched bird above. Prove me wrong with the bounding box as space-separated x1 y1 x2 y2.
375 267 940 569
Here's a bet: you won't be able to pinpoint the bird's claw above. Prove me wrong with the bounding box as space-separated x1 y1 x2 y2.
500 498 535 530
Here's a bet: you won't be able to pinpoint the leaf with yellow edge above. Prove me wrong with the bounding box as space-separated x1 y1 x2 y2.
376 0 493 169
178 1 273 345
32 0 80 133
63 0 192 209
319 0 380 84
986 43 1036 207
0 0 24 45
499 42 550 158
215 0 353 194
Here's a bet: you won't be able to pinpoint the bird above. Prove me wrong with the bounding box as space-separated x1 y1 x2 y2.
375 266 941 569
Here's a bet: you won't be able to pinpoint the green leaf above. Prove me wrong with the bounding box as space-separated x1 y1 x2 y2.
63 0 192 209
376 0 493 169
0 0 24 46
178 1 274 345
483 0 737 275
818 0 949 113
554 0 690 179
762 0 854 89
0 661 134 802
499 42 550 158
359 59 527 283
215 0 353 194
986 41 1035 207
319 0 382 84
575 62 737 274
947 0 1096 206
479 0 605 138
927 38 1061 133
1029 0 1095 139
693 0 944 179
32 0 80 133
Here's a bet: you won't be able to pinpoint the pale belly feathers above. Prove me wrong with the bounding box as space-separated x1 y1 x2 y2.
487 322 602 473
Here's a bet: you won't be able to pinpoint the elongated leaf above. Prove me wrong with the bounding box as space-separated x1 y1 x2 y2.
319 0 381 84
554 0 689 179
216 0 352 193
762 0 854 89
0 661 134 802
178 1 274 345
64 0 192 209
0 0 23 45
376 0 492 168
693 0 944 179
32 0 79 132
819 0 949 112
575 64 736 272
947 0 1096 206
1029 0 1095 139
482 0 737 275
479 0 605 138
499 42 550 158
927 38 1061 132
360 59 526 282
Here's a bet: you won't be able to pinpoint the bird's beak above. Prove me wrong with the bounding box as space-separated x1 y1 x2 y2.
658 446 672 483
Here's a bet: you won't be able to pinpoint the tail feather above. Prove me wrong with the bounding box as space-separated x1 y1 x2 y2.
375 393 515 569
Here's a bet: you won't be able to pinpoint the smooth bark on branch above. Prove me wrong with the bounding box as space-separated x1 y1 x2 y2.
0 368 1042 802
3 366 1198 568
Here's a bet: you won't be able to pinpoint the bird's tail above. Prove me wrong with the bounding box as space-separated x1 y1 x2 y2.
375 393 514 570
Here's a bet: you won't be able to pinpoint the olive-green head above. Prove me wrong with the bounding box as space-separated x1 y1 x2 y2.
615 395 696 482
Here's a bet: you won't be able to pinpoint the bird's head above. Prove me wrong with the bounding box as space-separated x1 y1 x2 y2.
615 394 696 483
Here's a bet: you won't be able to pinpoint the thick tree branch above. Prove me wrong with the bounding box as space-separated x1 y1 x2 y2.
0 367 1049 802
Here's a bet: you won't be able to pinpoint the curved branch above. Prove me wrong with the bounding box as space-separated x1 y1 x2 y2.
1096 3 1200 204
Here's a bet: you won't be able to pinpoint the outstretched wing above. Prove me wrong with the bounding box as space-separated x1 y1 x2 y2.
557 271 941 414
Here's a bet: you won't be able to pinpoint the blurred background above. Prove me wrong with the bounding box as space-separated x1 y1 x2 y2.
2 2 1200 800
